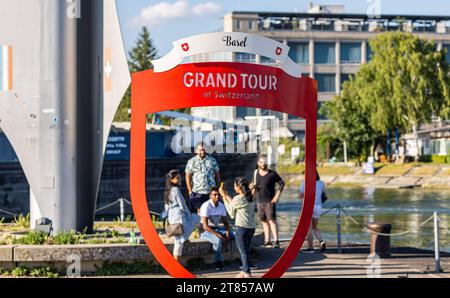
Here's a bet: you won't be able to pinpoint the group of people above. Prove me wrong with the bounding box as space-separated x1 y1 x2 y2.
163 142 326 278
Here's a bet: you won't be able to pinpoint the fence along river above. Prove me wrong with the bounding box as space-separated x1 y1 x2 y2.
274 187 450 253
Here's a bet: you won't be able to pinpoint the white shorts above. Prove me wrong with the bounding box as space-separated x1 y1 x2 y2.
313 205 322 219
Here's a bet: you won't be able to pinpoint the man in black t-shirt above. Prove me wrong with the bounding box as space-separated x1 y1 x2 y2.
250 154 285 248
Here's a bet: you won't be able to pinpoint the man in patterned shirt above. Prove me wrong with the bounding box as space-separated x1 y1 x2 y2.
185 143 221 214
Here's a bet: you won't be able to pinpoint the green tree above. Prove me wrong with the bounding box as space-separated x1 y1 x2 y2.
114 27 158 122
323 32 450 161
321 75 380 161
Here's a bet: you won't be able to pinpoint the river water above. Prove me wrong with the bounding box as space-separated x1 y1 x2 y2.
273 187 450 252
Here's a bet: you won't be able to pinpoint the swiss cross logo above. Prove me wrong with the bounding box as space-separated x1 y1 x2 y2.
276 47 283 56
181 43 190 52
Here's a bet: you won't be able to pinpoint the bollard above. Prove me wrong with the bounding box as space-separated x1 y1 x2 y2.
434 212 442 273
336 204 342 253
120 198 125 222
367 223 391 258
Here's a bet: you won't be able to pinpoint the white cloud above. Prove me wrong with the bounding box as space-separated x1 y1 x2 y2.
192 2 222 16
133 0 222 26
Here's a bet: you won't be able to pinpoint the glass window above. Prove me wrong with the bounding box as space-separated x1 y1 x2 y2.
261 56 276 64
236 52 256 63
261 109 284 120
236 107 256 119
316 74 336 92
341 73 353 88
444 45 450 63
288 42 309 64
341 42 361 64
366 43 373 62
314 42 336 64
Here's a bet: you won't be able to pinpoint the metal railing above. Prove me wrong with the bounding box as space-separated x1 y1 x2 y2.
320 203 449 273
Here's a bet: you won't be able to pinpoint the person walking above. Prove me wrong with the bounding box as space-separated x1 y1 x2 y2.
251 154 285 248
299 171 327 253
186 142 221 214
220 177 256 278
163 170 195 262
199 187 231 271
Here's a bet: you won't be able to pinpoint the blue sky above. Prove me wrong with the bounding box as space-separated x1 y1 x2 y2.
116 0 450 56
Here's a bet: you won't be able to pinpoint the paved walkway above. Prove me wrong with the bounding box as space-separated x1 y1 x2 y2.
109 243 450 278
194 244 450 278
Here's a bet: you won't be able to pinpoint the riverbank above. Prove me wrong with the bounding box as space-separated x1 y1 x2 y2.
279 163 450 189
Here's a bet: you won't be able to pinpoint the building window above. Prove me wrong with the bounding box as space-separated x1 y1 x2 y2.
314 42 336 64
236 52 256 63
236 20 241 30
316 74 336 92
341 73 353 88
444 45 450 63
236 107 256 119
261 56 276 64
341 42 362 64
288 42 309 64
261 109 284 120
366 43 373 62
248 21 253 30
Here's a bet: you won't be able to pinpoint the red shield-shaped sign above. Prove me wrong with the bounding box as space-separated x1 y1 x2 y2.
130 62 317 278
181 43 189 52
276 47 283 56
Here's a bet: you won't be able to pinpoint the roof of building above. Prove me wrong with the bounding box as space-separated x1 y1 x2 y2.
231 11 450 22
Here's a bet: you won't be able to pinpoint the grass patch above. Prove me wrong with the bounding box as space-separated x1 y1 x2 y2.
439 168 450 177
277 163 305 174
410 166 440 177
317 166 355 176
375 163 417 176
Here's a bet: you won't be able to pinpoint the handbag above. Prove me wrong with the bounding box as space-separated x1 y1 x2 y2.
321 191 328 204
165 223 184 237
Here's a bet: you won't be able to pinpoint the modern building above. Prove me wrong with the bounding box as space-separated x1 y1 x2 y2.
191 4 450 140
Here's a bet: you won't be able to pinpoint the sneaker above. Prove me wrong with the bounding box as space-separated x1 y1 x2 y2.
235 271 245 278
320 241 327 252
239 264 259 270
303 248 315 254
215 262 224 271
263 241 272 248
273 241 280 249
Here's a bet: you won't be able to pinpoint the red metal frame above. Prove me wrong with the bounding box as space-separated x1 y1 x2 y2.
130 62 317 278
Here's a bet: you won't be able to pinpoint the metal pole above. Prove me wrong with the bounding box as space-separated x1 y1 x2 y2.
120 198 125 222
343 141 348 163
337 204 342 253
434 212 441 273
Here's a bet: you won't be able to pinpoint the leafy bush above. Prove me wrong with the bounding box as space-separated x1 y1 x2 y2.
13 213 30 229
1 266 59 278
420 155 450 164
95 261 165 276
53 230 85 245
29 266 59 278
10 267 29 277
12 231 48 245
